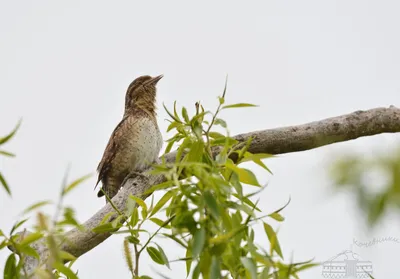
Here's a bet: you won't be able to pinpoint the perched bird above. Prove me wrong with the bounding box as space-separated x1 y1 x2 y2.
95 75 164 201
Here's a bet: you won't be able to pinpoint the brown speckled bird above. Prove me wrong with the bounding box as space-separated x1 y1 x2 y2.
95 75 164 201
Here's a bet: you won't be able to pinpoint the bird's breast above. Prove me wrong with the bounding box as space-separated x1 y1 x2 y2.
119 116 163 173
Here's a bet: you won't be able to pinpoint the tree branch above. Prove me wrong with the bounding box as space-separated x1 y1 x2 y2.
13 106 400 276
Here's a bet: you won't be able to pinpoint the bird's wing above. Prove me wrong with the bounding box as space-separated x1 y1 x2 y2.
95 116 130 189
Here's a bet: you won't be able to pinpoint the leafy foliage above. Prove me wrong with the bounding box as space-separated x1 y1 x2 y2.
331 149 400 226
1 81 317 278
91 82 316 278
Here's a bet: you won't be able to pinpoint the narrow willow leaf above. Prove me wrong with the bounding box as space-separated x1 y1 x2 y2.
10 218 29 235
130 208 139 227
161 234 187 248
4 254 16 279
222 75 228 99
0 172 11 196
53 262 78 279
192 228 206 258
126 236 140 244
186 245 192 277
210 137 238 146
208 132 225 139
100 212 117 225
0 150 15 157
173 101 181 122
150 190 174 217
164 139 175 154
0 120 21 145
20 245 39 259
150 218 171 228
129 195 147 210
226 162 260 186
167 121 181 132
22 201 52 215
147 246 165 265
222 103 257 109
263 222 283 259
182 107 190 123
92 223 119 233
268 212 285 222
203 191 220 218
155 243 170 269
19 232 43 246
62 173 92 195
59 251 77 261
214 118 227 128
240 257 257 279
210 256 221 279
187 141 204 162
192 263 201 279
163 103 181 122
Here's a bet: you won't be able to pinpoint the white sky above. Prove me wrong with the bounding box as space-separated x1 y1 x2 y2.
1 1 400 278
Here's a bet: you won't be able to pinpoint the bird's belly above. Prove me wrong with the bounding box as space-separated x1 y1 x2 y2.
122 118 162 174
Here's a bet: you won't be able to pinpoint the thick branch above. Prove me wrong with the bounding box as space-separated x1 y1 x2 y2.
14 106 400 275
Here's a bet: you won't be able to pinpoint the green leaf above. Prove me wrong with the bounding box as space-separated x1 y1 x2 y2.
150 190 174 217
222 103 257 109
59 251 77 261
226 162 260 186
19 232 43 246
22 201 52 215
192 228 206 258
10 218 28 235
182 107 190 123
130 195 148 219
239 152 274 174
4 254 16 279
240 257 257 279
161 233 187 249
210 136 238 146
0 120 21 145
62 173 92 195
92 223 119 233
187 141 204 162
0 172 11 196
155 243 170 269
163 102 181 123
210 256 220 279
147 246 165 265
130 208 139 227
186 245 192 277
268 212 285 222
126 236 140 244
167 121 181 132
203 191 220 218
0 150 15 157
208 132 225 139
150 218 171 228
53 262 78 279
214 118 227 128
263 222 283 259
222 75 228 99
192 263 200 279
20 245 39 259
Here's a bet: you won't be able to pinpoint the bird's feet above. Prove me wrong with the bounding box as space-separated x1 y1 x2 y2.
121 171 148 186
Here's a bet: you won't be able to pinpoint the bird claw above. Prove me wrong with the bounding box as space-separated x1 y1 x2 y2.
121 171 148 186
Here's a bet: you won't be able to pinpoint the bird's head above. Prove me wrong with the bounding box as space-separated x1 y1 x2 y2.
124 74 163 114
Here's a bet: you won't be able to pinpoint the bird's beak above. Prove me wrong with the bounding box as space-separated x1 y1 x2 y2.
144 75 163 86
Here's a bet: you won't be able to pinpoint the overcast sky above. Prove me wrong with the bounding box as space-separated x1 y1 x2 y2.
1 1 400 278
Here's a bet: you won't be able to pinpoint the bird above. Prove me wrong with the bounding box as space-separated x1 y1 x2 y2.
95 75 164 201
